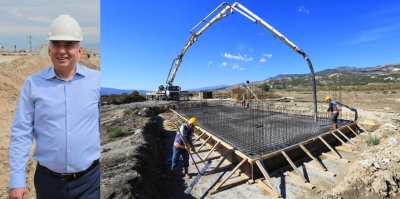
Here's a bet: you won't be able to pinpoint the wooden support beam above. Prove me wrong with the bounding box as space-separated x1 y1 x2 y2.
193 131 206 143
321 153 350 163
196 148 212 153
192 155 221 164
196 135 211 152
210 158 247 192
203 141 220 161
281 151 307 183
205 165 231 175
255 180 281 199
336 129 357 147
255 160 281 197
346 125 360 138
335 146 358 153
331 132 350 149
356 122 370 135
299 144 326 171
285 172 315 189
303 162 336 177
215 149 233 170
209 174 248 195
318 136 341 158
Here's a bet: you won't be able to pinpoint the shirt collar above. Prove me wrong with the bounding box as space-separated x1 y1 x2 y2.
45 65 86 80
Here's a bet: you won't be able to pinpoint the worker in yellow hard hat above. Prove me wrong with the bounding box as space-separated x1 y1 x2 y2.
168 117 198 180
325 96 339 129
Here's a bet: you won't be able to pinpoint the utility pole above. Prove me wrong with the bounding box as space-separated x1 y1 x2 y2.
27 35 32 52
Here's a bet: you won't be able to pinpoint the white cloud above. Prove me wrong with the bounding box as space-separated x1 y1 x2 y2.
260 57 266 63
0 0 100 49
207 61 213 67
232 64 244 70
344 25 400 45
263 54 273 58
298 6 309 14
221 52 253 62
220 62 227 67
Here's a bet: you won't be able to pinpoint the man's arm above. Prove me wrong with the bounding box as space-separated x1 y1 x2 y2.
9 79 35 189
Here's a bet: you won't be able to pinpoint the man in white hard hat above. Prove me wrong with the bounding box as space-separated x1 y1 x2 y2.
9 15 100 199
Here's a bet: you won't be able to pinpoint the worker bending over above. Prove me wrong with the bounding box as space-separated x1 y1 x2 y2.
326 96 339 129
169 117 197 179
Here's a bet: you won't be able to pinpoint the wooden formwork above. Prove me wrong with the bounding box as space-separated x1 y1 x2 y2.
166 109 368 198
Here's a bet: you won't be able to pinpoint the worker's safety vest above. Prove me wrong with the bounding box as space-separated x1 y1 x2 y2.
174 124 193 149
330 101 339 114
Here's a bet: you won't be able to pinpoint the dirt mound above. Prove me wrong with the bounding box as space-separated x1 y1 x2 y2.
101 93 147 105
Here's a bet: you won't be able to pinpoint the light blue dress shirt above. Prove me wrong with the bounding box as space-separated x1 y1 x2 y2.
9 65 100 189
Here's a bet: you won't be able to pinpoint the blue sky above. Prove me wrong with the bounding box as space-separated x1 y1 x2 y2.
101 0 400 91
0 0 99 51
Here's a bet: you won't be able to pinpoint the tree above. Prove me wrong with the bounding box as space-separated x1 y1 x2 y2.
260 83 270 92
131 90 139 95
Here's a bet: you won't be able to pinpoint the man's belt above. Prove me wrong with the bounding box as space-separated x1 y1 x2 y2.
37 159 99 180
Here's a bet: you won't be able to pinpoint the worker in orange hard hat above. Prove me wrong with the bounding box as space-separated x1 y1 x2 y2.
325 96 339 130
168 117 198 180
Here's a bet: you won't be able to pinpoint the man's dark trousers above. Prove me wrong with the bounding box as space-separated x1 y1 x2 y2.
34 163 100 199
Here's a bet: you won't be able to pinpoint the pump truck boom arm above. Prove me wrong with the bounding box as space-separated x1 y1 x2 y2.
166 2 318 119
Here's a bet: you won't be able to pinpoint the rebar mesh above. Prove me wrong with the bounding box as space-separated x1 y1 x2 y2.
175 99 352 158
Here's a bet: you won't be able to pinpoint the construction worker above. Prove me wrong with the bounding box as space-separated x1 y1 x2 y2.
326 96 339 129
9 15 100 199
169 117 197 180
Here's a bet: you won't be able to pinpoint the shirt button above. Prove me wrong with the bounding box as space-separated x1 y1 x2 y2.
68 132 70 135
67 114 70 117
67 97 70 100
68 150 70 153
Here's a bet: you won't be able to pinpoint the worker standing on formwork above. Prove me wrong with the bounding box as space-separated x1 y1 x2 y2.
168 117 197 180
326 96 339 129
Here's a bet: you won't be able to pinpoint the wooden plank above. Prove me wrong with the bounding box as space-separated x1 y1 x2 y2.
215 149 233 170
318 136 341 158
192 155 221 164
303 162 336 177
286 172 315 189
193 131 206 143
255 160 281 197
205 165 232 175
203 141 220 160
335 146 358 153
346 125 360 137
321 153 350 163
212 158 247 191
197 135 211 152
331 132 348 148
299 144 326 171
336 129 357 147
255 180 281 199
281 151 307 183
209 175 248 195
356 122 370 135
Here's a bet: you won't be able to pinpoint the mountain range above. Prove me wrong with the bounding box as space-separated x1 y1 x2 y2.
101 63 400 95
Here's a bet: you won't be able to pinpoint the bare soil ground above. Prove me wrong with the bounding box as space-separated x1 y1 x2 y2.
99 92 400 199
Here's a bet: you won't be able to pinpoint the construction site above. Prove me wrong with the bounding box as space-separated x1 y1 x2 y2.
98 83 400 199
99 2 400 198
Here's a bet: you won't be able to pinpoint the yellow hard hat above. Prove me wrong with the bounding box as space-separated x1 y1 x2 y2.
189 117 198 126
325 96 331 101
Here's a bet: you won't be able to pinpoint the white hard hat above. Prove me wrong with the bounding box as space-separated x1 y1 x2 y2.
47 15 83 41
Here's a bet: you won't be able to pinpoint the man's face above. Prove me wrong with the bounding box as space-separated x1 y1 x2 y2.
48 40 82 70
188 123 194 129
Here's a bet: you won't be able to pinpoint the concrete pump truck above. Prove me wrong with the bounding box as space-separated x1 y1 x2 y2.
156 2 318 118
